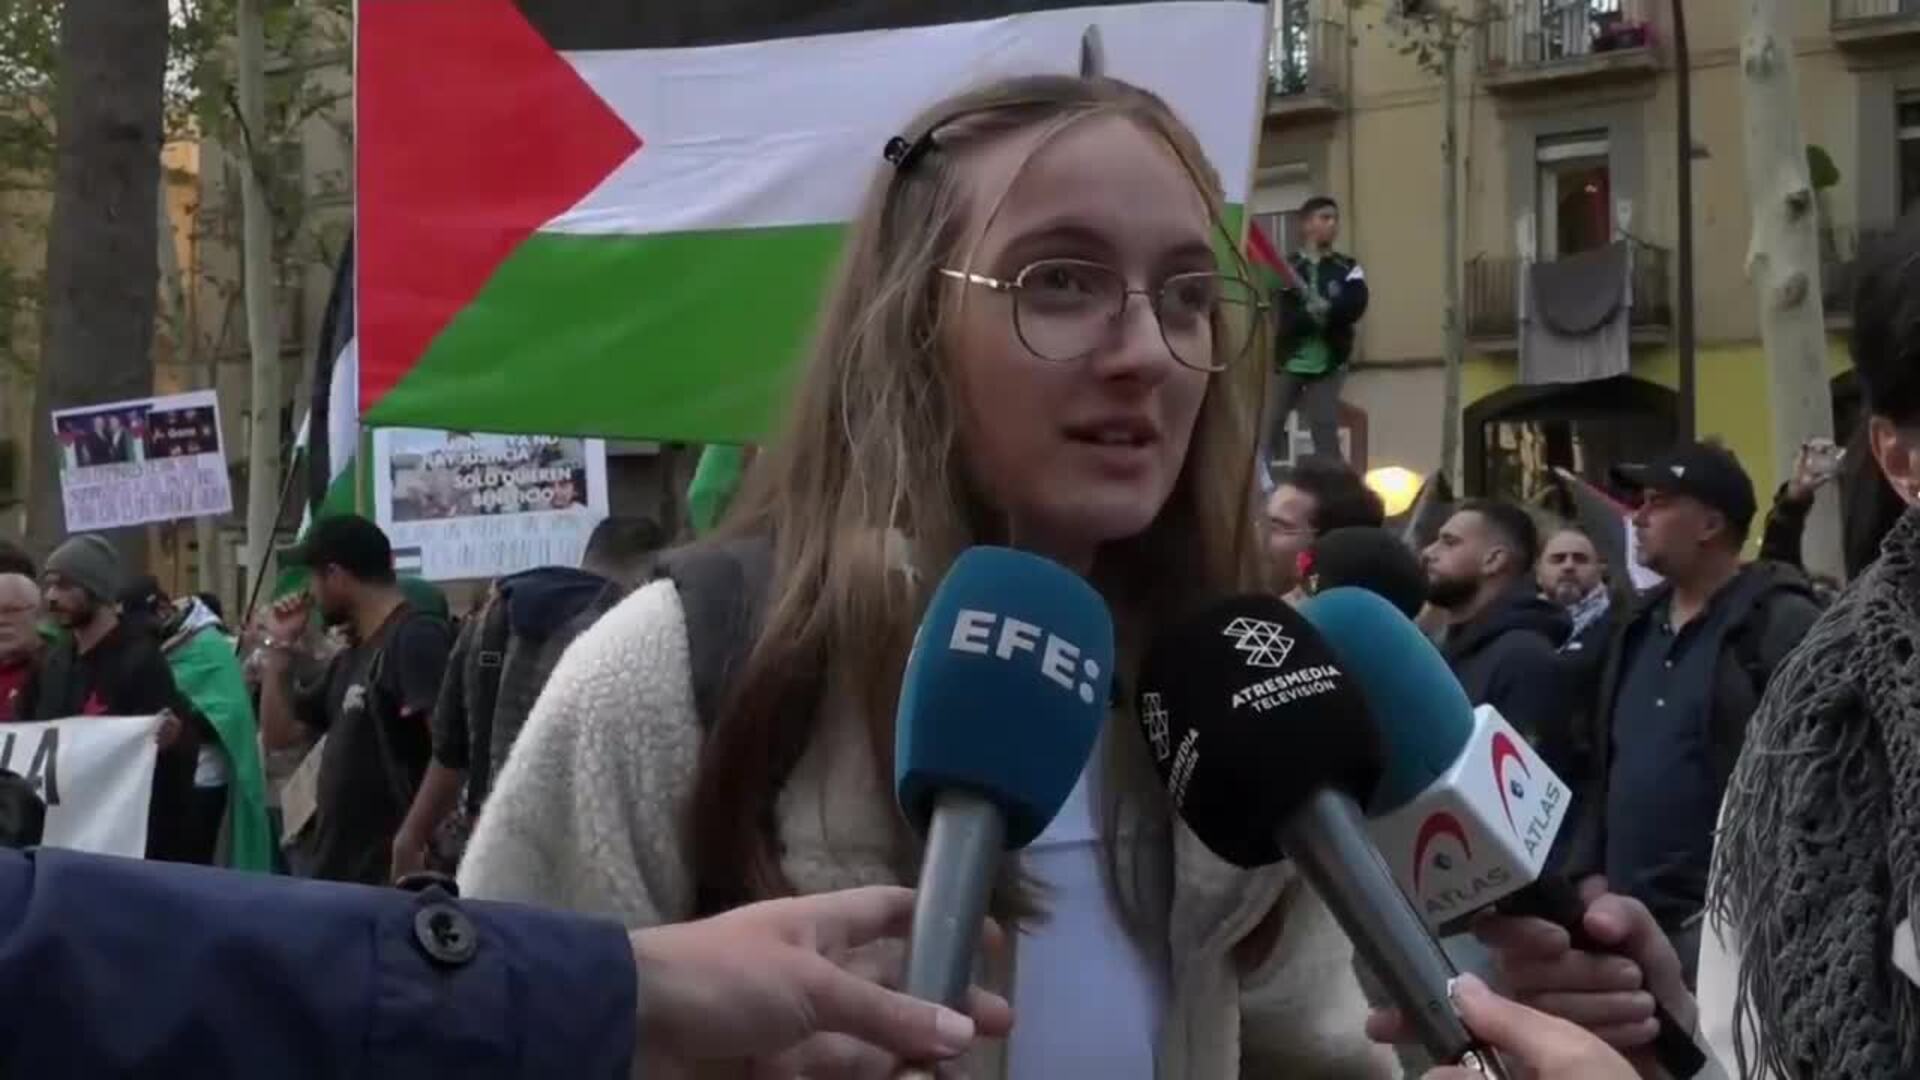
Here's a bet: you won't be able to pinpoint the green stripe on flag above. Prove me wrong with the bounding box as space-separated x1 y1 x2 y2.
368 205 1250 444
363 224 846 443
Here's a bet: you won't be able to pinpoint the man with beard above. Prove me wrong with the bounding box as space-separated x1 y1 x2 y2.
1537 525 1614 660
14 535 207 862
256 515 453 884
1422 500 1577 765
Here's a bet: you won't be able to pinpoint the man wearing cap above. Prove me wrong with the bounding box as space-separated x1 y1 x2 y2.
1570 442 1820 987
15 534 209 862
255 515 453 885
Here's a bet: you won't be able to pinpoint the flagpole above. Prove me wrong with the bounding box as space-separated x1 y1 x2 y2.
236 441 309 643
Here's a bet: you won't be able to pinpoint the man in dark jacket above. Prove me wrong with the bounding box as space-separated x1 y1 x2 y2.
1264 196 1368 470
1570 441 1820 986
1422 499 1577 767
15 534 212 863
390 516 662 879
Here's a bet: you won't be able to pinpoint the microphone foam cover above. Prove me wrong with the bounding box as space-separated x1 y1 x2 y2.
1298 587 1476 813
1136 594 1383 868
895 547 1113 849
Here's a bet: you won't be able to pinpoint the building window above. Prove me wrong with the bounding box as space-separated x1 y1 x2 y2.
1537 132 1612 258
1900 93 1920 214
1270 0 1313 95
1252 166 1313 255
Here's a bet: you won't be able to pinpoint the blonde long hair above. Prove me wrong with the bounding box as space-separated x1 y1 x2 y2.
688 74 1268 920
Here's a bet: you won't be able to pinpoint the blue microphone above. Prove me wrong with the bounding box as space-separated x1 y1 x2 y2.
1295 587 1474 815
1300 587 1710 1079
894 547 1111 1011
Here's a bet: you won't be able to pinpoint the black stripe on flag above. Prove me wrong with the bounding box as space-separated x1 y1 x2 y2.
515 0 1261 52
309 234 353 518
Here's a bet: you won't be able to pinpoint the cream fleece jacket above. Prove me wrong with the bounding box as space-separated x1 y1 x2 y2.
460 581 1395 1079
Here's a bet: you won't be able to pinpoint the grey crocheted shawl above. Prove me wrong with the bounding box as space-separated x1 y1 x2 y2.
1713 507 1920 1079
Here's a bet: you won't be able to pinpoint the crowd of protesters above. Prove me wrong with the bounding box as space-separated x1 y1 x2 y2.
0 70 1914 1077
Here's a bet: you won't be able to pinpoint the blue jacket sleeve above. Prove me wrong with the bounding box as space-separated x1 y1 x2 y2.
0 848 635 1079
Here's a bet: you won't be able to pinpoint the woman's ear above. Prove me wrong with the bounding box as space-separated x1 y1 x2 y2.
1868 415 1920 507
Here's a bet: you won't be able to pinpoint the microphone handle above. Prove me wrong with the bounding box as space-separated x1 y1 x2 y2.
1496 878 1709 1078
902 789 1006 1009
1278 789 1508 1077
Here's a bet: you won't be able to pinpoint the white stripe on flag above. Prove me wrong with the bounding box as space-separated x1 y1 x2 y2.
326 337 359 489
550 1 1266 237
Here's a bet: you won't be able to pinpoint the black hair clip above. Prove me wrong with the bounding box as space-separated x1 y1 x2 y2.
882 131 937 172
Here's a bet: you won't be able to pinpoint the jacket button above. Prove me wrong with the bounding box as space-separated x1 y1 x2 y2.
414 902 479 966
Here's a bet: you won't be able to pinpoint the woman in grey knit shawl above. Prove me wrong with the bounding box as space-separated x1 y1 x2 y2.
1712 506 1920 1077
1712 219 1920 1079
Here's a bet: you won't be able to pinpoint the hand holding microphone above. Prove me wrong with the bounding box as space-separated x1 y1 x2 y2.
1472 877 1698 1071
1377 975 1641 1080
1297 587 1708 1079
1137 594 1497 1074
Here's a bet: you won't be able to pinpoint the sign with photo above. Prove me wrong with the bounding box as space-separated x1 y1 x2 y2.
50 390 233 531
371 428 609 582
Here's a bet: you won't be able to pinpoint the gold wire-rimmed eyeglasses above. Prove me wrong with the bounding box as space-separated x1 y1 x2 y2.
937 258 1264 373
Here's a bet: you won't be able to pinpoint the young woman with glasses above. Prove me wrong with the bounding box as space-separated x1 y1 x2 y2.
459 74 1395 1079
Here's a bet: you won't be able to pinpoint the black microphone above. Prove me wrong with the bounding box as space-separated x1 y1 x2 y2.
1137 593 1506 1076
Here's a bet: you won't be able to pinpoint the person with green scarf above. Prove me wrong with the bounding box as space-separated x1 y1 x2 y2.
121 578 274 874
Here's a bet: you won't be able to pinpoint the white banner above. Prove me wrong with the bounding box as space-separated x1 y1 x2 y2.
50 389 234 531
0 715 160 858
372 428 610 582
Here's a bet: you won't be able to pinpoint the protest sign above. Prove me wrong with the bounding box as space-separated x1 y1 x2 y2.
0 715 160 858
51 390 233 531
373 428 610 582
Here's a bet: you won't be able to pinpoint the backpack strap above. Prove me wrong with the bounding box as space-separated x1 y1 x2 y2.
652 536 776 733
464 589 514 800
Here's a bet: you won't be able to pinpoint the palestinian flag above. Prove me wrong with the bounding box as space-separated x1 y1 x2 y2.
358 0 1271 444
1244 215 1302 298
306 236 359 528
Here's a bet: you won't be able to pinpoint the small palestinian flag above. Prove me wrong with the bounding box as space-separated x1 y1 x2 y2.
358 0 1271 444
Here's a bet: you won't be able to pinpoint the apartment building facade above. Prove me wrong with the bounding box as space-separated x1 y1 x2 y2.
1257 0 1919 503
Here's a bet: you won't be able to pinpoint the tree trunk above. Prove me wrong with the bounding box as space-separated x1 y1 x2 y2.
238 0 283 602
1738 0 1838 575
24 0 168 562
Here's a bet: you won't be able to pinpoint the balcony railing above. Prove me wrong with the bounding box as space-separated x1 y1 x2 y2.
1821 225 1901 317
1465 242 1672 344
1481 0 1656 82
1832 0 1920 46
1834 0 1920 23
1269 13 1346 112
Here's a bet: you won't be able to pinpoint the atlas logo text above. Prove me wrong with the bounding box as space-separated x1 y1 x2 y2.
949 609 1101 705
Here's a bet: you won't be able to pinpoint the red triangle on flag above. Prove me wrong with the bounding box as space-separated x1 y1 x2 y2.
357 0 641 414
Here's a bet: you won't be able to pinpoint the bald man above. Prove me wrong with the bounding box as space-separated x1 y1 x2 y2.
0 573 41 722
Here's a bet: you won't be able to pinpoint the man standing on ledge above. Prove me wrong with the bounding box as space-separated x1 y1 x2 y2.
1265 196 1368 474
